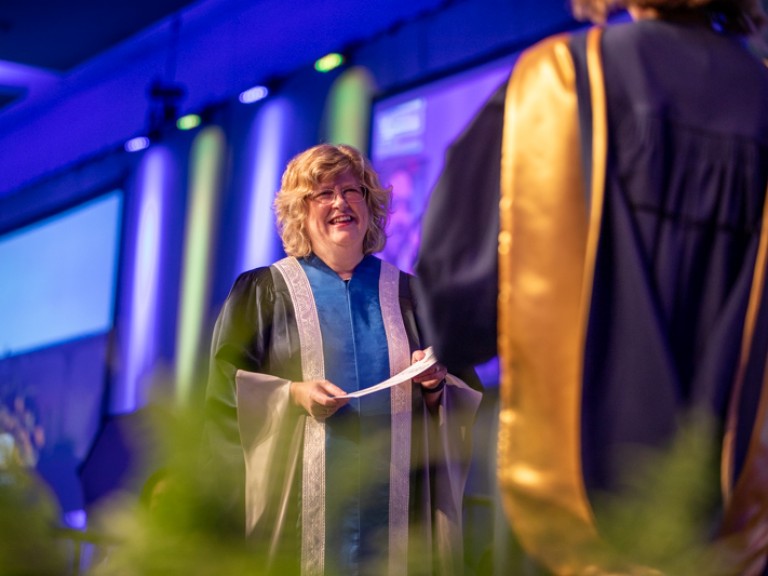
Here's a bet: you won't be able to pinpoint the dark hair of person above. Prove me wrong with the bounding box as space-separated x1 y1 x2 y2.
570 0 767 34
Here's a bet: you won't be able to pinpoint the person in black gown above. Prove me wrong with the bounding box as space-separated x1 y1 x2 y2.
415 0 768 573
204 144 482 575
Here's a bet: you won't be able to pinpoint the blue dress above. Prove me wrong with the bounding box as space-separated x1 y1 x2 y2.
300 255 394 573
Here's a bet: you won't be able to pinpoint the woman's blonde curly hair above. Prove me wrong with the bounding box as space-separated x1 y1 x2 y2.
273 144 391 258
571 0 766 33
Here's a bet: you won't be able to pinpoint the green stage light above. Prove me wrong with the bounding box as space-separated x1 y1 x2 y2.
177 113 202 130
314 53 345 73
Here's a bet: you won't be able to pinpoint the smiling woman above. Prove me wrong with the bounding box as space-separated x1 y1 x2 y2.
302 172 371 279
274 144 390 261
202 143 482 575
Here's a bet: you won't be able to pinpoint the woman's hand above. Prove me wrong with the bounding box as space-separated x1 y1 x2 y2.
411 349 447 392
289 379 349 419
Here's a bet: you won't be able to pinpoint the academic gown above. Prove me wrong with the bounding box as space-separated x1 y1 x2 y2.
416 21 768 575
205 254 482 576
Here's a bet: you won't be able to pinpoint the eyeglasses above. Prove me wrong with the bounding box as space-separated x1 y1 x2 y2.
309 186 367 205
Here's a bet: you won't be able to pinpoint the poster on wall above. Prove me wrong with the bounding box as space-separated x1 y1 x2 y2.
370 56 517 275
370 55 520 386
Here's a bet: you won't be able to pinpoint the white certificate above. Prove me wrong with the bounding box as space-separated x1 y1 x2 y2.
335 347 437 399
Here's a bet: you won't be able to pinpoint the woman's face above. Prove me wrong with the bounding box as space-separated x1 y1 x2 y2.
305 168 370 259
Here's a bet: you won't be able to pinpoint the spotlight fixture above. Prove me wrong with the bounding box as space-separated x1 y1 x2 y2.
125 136 150 153
239 85 269 104
314 53 345 73
146 77 187 135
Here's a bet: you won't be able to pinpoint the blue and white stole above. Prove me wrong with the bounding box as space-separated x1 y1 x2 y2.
272 254 412 576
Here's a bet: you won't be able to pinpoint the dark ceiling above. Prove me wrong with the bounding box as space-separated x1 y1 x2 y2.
2 0 767 154
0 0 200 113
0 0 465 198
0 1 199 72
0 0 452 124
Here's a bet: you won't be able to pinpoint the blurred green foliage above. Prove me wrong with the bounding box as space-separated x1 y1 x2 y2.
0 401 743 575
588 411 729 576
86 402 262 576
0 463 68 575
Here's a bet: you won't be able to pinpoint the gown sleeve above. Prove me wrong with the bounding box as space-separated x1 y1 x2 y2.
201 268 277 520
414 78 508 372
203 267 308 553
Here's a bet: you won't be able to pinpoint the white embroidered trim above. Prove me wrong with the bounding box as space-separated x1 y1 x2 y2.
274 257 412 575
379 261 412 576
273 257 325 576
